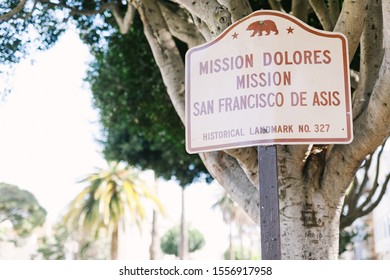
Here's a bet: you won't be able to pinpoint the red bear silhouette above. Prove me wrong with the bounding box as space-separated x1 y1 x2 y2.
246 20 279 36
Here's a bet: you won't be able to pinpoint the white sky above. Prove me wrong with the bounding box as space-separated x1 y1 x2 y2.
0 30 106 222
0 30 238 258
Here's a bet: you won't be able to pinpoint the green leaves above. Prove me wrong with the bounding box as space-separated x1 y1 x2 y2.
160 225 205 257
0 182 47 239
87 16 209 186
63 161 163 239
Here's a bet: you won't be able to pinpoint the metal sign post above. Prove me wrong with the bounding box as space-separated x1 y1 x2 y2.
258 145 281 259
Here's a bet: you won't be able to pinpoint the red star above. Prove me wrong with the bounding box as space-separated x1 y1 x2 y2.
232 32 239 39
287 26 294 34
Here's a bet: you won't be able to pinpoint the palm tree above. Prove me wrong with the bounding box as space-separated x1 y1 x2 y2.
212 192 237 260
178 185 188 260
63 161 163 259
149 172 162 260
212 190 254 259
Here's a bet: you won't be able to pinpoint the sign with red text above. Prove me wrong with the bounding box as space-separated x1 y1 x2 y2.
185 10 352 153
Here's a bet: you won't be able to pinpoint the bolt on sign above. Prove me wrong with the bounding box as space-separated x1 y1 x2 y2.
185 10 353 154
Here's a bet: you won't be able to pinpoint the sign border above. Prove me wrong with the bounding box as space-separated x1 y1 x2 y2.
185 10 352 154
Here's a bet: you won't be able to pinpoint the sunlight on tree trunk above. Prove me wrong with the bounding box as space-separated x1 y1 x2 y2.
111 226 119 260
179 186 188 260
149 173 161 260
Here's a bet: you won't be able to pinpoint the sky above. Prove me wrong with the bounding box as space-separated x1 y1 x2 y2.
0 29 241 259
0 29 105 222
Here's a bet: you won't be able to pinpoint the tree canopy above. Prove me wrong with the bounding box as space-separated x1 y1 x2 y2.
63 161 163 259
160 225 205 257
86 16 209 186
0 182 46 239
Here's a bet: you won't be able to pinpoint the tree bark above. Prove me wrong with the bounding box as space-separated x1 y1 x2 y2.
149 174 161 260
0 0 27 21
111 226 119 260
308 0 334 31
352 0 384 119
149 209 161 259
279 180 342 259
292 0 308 23
276 145 343 259
228 222 234 259
334 0 368 61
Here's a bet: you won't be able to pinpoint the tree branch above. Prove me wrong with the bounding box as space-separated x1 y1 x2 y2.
224 147 259 186
340 140 390 228
0 0 27 21
292 0 308 23
334 0 368 63
268 0 285 12
218 0 252 22
112 1 136 34
308 0 334 31
352 0 384 120
341 155 372 227
158 0 205 48
349 155 372 211
22 0 39 20
190 14 212 41
324 1 390 197
176 0 231 38
328 0 340 24
358 141 387 211
132 0 186 123
350 69 360 90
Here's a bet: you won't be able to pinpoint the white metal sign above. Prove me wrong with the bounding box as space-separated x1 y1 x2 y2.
185 10 352 154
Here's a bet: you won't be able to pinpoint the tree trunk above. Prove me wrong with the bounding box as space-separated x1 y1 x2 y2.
149 209 161 260
179 187 188 260
228 222 234 260
149 173 161 260
239 225 244 259
279 181 343 259
111 226 119 260
276 146 347 260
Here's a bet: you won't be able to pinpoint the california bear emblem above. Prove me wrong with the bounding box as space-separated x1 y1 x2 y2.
246 20 279 36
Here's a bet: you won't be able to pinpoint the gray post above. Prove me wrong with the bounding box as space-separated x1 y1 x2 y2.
258 145 281 260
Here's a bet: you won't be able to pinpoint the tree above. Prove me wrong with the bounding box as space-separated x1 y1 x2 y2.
0 182 47 243
212 192 238 260
33 224 67 260
86 16 209 186
32 223 110 260
63 161 163 259
2 0 390 259
148 172 162 260
341 139 390 229
160 225 205 258
212 191 256 259
178 185 188 259
86 19 200 260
